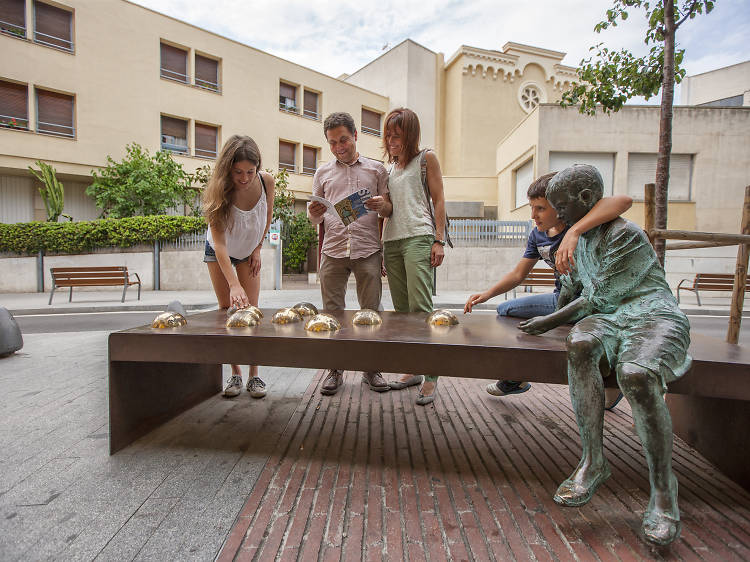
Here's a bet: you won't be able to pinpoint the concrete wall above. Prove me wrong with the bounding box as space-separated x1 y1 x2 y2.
0 0 389 216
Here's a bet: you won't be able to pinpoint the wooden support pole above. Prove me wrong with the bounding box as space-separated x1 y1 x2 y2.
644 183 655 246
666 241 734 251
650 229 750 245
727 185 750 345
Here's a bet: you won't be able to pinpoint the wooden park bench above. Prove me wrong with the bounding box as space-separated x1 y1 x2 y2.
49 266 141 305
508 268 557 299
677 273 750 305
108 308 750 489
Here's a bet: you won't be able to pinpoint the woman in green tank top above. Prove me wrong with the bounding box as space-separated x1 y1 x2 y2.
381 108 448 405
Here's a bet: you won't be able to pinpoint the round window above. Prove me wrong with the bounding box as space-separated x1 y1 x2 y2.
517 82 546 113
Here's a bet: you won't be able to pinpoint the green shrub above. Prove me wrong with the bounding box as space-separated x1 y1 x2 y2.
282 212 317 273
0 215 206 255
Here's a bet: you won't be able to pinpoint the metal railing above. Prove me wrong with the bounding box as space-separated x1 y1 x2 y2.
303 109 320 120
195 147 217 159
279 102 299 114
279 162 296 174
160 68 188 83
162 230 273 251
161 141 188 154
447 219 532 247
33 30 73 52
301 166 316 176
0 113 29 130
195 78 220 92
361 126 381 137
0 19 25 38
37 120 75 138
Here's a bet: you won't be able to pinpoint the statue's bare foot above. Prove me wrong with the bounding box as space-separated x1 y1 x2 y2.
643 474 680 545
554 460 611 507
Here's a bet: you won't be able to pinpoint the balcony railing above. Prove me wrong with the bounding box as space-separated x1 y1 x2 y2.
195 147 217 159
0 19 25 38
279 101 299 114
362 126 381 137
447 219 533 247
33 30 74 52
37 120 75 137
195 78 220 93
0 114 29 130
161 141 189 154
303 109 320 120
301 166 316 176
160 68 188 83
279 162 296 173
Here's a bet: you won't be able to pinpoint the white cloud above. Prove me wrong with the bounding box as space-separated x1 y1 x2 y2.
133 0 749 80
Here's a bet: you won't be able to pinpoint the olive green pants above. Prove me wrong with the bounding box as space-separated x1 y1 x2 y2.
384 234 438 382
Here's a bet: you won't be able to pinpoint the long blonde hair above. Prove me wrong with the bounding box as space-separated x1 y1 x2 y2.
202 135 262 232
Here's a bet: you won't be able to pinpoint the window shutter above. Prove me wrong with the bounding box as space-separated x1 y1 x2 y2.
195 123 218 158
627 153 692 201
549 152 615 196
160 43 187 82
0 80 28 127
303 146 316 173
0 0 25 33
34 1 72 50
37 89 73 136
195 55 218 90
514 159 533 208
361 108 381 134
279 83 296 100
279 141 295 171
161 115 187 139
303 90 318 117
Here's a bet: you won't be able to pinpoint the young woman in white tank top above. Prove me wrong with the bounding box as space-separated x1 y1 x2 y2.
381 108 448 405
202 135 275 398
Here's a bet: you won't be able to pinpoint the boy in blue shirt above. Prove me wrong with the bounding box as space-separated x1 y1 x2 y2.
464 172 632 401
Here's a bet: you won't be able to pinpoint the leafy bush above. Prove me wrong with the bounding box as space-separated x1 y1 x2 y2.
86 143 199 218
29 161 71 222
282 212 317 273
0 215 206 255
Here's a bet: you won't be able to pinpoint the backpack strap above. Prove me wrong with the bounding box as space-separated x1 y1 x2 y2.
419 149 453 248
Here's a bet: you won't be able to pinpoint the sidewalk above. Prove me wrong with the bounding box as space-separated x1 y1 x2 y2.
2 284 746 316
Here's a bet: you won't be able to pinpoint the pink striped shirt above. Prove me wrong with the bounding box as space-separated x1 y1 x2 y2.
308 155 388 259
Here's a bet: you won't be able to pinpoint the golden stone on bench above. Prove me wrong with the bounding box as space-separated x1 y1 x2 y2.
427 309 459 326
292 302 318 317
227 304 263 320
226 309 262 327
151 311 187 328
352 309 382 326
272 307 304 324
304 313 341 332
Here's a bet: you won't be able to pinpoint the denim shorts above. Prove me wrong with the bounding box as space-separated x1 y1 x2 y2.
203 241 249 266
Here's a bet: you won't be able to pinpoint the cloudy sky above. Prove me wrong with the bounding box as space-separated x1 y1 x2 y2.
133 0 749 99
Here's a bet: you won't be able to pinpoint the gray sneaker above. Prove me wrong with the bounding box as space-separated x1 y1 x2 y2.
223 374 243 398
246 376 267 398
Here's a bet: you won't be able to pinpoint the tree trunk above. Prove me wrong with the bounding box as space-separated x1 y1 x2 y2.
655 2 677 265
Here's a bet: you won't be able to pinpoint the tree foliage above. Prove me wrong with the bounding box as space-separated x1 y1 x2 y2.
86 143 200 218
29 160 70 222
282 212 317 273
271 167 295 224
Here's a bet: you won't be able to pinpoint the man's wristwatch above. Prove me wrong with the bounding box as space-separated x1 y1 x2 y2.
433 239 446 246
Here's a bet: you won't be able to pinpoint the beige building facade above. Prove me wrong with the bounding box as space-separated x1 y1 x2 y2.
1 0 748 241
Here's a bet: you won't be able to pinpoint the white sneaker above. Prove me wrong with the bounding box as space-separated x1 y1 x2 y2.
246 376 267 398
223 374 243 397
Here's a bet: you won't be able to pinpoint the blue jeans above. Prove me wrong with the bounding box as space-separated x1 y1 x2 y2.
496 291 558 319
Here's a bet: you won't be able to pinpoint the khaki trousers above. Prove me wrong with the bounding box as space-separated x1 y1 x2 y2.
319 251 382 311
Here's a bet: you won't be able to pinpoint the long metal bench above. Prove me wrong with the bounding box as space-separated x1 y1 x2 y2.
108 309 750 489
49 266 141 304
677 273 750 305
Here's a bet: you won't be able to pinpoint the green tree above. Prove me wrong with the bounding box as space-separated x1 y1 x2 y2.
561 0 714 263
271 167 295 224
86 143 195 218
29 160 71 222
283 212 318 273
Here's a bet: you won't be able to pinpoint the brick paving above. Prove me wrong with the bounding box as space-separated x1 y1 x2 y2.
218 372 750 561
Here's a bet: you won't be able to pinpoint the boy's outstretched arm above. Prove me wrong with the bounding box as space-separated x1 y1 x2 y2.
556 194 633 275
518 296 592 335
464 257 536 313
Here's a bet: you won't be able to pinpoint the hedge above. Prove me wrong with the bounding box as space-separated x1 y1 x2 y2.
0 215 207 255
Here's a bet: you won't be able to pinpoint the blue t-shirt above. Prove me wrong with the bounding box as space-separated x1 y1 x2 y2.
522 226 569 294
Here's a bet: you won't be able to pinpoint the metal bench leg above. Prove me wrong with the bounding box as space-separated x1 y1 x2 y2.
48 285 56 305
69 287 73 302
121 284 127 303
695 290 701 307
137 283 141 300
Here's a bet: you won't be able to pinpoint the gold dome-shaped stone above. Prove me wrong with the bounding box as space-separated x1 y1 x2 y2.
304 313 342 332
152 311 187 328
272 307 304 324
426 309 459 327
292 302 319 317
227 304 263 319
352 309 382 326
226 309 261 327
